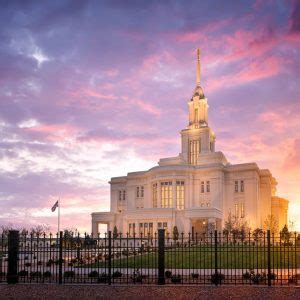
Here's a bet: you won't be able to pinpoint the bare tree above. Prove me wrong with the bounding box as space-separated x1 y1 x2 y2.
264 215 279 234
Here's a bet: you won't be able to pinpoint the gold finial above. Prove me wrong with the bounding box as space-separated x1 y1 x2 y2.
196 48 201 86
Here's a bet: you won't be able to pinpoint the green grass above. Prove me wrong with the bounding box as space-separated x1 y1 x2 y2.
86 245 300 269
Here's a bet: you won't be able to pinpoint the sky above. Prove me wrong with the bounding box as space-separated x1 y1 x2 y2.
0 0 300 233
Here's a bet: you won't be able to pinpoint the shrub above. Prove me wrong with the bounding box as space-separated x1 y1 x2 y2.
30 271 42 278
251 273 266 284
64 271 75 278
98 273 109 283
37 261 43 266
88 271 99 278
211 272 225 285
112 271 122 278
18 270 28 277
171 275 182 284
25 262 32 267
0 272 5 277
165 270 172 278
43 271 52 278
191 273 199 279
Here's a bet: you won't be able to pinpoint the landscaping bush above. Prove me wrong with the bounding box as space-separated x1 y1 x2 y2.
30 271 42 278
64 270 75 278
25 262 32 267
37 261 43 266
18 270 28 277
97 273 109 283
191 273 199 279
171 275 182 284
165 270 172 278
43 271 52 278
88 271 99 278
211 272 225 285
243 269 275 284
0 271 5 277
112 271 122 278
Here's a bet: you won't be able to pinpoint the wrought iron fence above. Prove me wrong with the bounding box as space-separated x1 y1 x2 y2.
0 230 299 285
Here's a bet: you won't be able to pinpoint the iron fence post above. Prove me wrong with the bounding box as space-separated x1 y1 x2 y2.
7 230 19 284
58 231 63 284
214 230 218 286
108 231 112 285
267 230 271 286
158 229 165 285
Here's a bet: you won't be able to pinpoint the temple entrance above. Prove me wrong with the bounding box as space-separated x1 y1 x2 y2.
191 218 208 236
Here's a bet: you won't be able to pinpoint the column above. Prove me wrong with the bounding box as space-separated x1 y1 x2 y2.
92 221 98 237
172 180 176 209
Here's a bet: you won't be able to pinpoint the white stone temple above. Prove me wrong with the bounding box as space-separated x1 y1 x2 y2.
91 49 288 236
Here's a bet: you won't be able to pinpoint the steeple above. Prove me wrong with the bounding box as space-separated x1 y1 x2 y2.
193 48 205 99
196 48 201 86
180 49 216 164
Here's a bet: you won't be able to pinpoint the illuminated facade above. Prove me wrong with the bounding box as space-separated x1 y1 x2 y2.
91 50 289 235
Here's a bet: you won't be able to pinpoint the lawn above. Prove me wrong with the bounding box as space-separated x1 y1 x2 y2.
86 245 300 269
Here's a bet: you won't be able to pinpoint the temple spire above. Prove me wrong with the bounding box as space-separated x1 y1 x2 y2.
196 48 201 86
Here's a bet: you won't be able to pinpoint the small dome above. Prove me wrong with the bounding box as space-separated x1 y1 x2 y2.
193 85 205 99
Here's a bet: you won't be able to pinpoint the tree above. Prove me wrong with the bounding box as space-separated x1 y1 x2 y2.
113 226 118 238
30 224 50 235
281 225 291 245
252 228 264 243
264 215 278 234
172 226 179 241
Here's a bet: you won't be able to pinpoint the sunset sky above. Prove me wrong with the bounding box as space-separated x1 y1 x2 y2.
0 0 300 233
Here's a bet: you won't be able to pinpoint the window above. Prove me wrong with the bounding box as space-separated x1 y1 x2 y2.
235 181 238 192
139 223 143 234
158 222 162 228
241 203 245 218
176 181 185 210
122 190 126 200
119 191 122 201
201 181 205 193
241 180 244 192
189 139 200 164
149 223 153 237
235 203 239 218
136 187 140 197
129 223 136 236
161 182 173 208
206 181 210 193
141 186 144 197
152 183 158 208
194 108 198 123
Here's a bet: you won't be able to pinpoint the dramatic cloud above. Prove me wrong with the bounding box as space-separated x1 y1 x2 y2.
0 0 300 232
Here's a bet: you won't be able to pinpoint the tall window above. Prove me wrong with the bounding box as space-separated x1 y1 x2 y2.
152 183 158 208
136 186 140 197
176 181 185 210
141 186 144 197
119 191 122 201
201 181 205 193
241 203 245 218
122 190 126 200
234 181 238 192
161 181 173 208
206 181 210 193
194 108 199 123
240 180 244 192
189 139 200 164
235 203 239 218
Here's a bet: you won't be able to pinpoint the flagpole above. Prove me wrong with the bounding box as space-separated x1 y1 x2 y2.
58 197 60 235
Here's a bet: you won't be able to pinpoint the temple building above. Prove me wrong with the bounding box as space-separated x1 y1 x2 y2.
91 50 289 235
